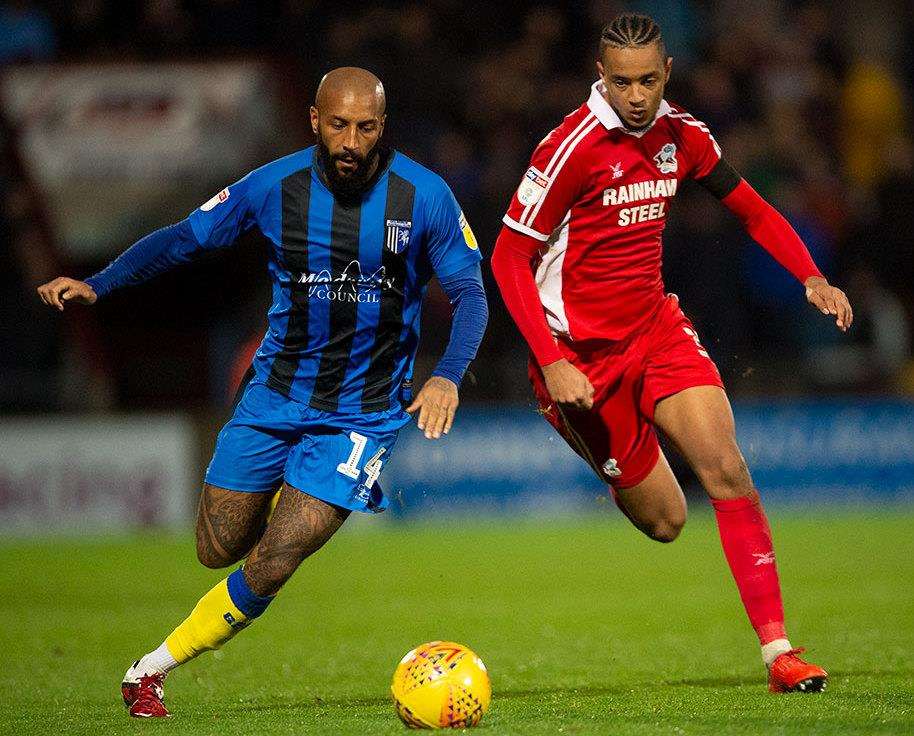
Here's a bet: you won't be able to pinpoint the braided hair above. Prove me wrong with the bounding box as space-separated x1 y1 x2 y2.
599 13 666 58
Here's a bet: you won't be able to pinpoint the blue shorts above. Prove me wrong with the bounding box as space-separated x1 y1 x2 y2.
205 381 410 513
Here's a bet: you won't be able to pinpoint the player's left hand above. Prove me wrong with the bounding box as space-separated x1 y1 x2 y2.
406 376 459 440
804 276 853 332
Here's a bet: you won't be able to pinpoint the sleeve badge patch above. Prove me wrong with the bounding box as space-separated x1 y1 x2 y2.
459 211 478 250
200 187 230 212
517 166 551 206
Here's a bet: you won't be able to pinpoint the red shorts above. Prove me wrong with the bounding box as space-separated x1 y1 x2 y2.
529 295 724 489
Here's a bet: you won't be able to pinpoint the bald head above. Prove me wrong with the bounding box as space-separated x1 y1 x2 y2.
315 67 386 116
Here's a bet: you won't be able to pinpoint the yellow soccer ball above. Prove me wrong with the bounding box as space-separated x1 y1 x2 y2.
391 641 491 729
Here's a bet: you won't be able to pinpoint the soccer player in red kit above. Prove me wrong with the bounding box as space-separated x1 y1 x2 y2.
491 13 852 693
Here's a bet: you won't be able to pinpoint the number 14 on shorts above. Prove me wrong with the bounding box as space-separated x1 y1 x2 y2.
337 431 386 490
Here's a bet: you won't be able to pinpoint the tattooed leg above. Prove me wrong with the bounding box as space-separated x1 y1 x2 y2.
124 483 347 695
194 484 274 569
242 483 350 597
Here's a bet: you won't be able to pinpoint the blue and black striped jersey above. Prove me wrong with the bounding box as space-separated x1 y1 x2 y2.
187 146 482 413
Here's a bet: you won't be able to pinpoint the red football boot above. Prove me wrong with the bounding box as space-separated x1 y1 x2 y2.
121 664 170 717
768 648 828 693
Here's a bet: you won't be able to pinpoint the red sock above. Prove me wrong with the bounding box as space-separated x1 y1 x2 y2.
712 491 787 645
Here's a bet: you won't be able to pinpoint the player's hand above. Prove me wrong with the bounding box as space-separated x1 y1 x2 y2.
406 376 459 440
804 276 853 332
542 358 594 411
37 277 97 311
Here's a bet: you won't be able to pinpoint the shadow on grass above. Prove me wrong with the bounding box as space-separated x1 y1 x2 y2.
668 667 914 690
228 677 767 712
662 674 757 688
226 682 700 713
225 667 911 714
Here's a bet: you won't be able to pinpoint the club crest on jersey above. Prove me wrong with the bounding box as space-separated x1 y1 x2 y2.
517 166 550 206
653 143 678 174
385 219 412 254
611 161 624 180
200 187 230 211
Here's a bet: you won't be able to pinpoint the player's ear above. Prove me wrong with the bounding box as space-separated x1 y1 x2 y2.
378 114 386 137
596 60 605 79
310 106 319 135
664 56 672 82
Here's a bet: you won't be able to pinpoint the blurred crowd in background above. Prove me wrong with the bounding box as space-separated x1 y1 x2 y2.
2 0 914 413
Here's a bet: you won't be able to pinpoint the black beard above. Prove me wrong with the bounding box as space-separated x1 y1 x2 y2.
317 137 381 201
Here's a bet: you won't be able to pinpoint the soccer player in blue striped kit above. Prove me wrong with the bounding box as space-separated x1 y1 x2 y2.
37 67 488 718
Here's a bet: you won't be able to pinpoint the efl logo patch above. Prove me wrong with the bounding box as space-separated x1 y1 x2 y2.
459 211 478 250
385 219 412 254
653 143 678 174
517 166 550 206
200 187 230 212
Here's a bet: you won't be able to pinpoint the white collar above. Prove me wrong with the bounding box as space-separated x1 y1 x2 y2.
586 80 671 137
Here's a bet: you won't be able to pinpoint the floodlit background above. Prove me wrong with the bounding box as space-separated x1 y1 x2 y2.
2 0 914 522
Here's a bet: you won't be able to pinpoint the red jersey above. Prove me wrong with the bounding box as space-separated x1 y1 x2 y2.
503 80 723 342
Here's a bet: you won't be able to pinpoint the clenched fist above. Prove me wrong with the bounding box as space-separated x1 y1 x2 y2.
542 358 594 411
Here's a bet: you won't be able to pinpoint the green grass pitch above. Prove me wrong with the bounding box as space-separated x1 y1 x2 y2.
2 509 913 735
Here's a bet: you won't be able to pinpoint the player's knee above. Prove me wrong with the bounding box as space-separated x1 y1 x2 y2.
196 547 232 569
697 449 752 497
646 512 685 543
195 534 239 569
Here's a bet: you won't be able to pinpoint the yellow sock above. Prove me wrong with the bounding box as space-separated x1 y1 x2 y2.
164 578 250 664
266 490 281 524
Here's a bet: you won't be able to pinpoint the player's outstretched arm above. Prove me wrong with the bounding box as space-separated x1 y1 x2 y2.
491 226 594 410
702 162 853 333
721 180 854 332
407 263 488 440
37 219 208 309
37 277 97 311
